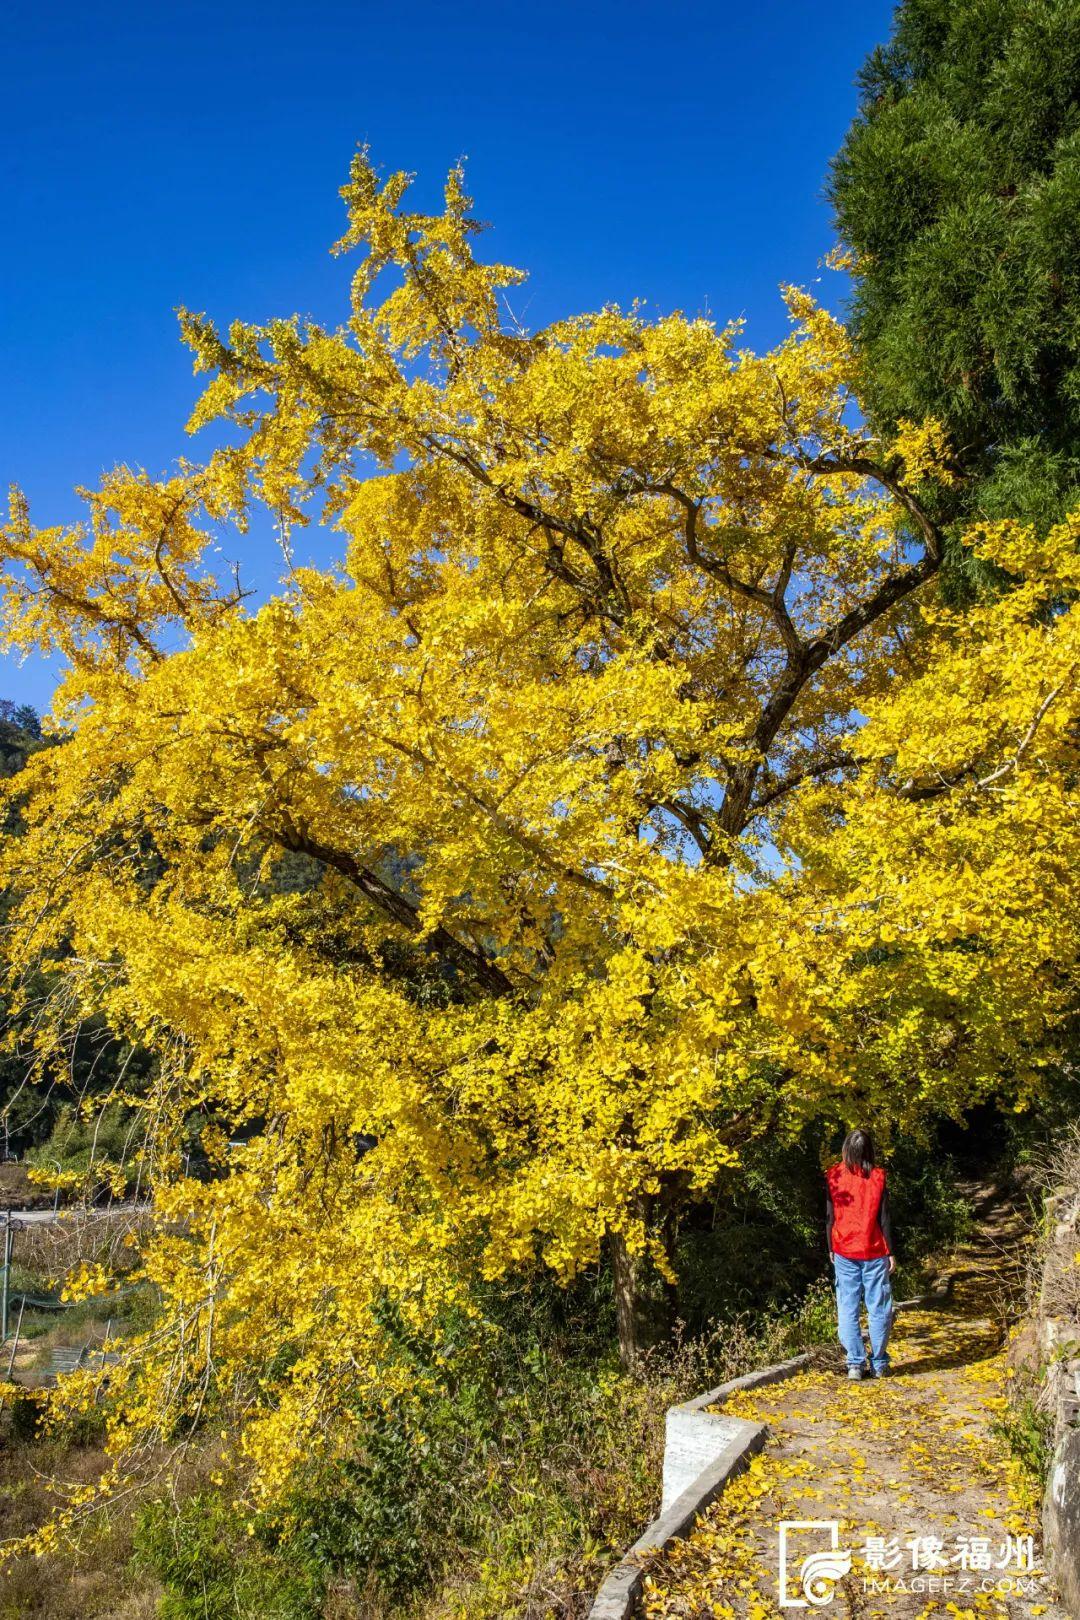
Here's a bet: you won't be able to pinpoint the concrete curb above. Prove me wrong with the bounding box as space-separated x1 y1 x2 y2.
587 1270 956 1620
662 1353 811 1510
587 1413 768 1620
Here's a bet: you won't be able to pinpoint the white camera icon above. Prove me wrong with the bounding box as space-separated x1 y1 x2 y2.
779 1520 852 1607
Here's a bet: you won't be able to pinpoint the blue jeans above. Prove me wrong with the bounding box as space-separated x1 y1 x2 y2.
833 1254 894 1372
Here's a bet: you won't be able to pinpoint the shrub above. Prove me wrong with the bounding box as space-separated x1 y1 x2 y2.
994 1389 1053 1489
133 1260 842 1620
133 1493 323 1620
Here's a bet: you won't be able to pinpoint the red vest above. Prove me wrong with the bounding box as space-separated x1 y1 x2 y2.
827 1162 889 1259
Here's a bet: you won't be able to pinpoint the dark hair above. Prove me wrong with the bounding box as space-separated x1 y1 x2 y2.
842 1127 876 1177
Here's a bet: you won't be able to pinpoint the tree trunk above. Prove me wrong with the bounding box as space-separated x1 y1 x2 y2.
609 1193 680 1372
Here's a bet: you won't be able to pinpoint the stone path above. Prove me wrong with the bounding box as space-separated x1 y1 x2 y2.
641 1191 1065 1620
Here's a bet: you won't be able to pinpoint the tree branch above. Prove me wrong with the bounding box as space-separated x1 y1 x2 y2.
640 795 712 857
897 677 1071 801
795 450 944 563
275 825 515 998
748 751 862 818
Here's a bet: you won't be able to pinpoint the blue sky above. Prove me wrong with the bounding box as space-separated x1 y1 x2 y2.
2 0 894 713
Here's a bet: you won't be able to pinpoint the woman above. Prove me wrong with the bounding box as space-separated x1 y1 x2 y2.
825 1127 896 1380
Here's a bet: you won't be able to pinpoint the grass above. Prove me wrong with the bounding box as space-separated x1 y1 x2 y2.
0 1433 160 1620
993 1388 1054 1488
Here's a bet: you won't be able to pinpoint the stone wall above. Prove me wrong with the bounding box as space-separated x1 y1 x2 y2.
1035 1189 1080 1617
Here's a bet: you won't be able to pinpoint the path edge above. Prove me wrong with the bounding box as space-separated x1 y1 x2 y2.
586 1269 954 1620
587 1412 768 1620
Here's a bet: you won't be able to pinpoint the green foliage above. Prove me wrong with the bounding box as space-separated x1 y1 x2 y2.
26 1101 144 1196
122 1282 163 1335
133 1493 322 1620
675 1135 830 1332
886 1140 975 1264
284 1414 432 1600
9 1392 44 1443
831 0 1080 534
0 714 42 782
0 701 42 740
994 1389 1053 1487
789 1274 841 1348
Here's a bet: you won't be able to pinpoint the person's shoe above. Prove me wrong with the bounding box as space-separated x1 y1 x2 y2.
847 1365 865 1380
872 1365 890 1378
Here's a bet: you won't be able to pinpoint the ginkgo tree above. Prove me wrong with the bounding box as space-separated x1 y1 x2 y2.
2 154 1077 1530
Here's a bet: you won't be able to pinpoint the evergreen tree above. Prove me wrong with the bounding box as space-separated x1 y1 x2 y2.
12 704 41 740
830 0 1080 534
0 703 41 779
